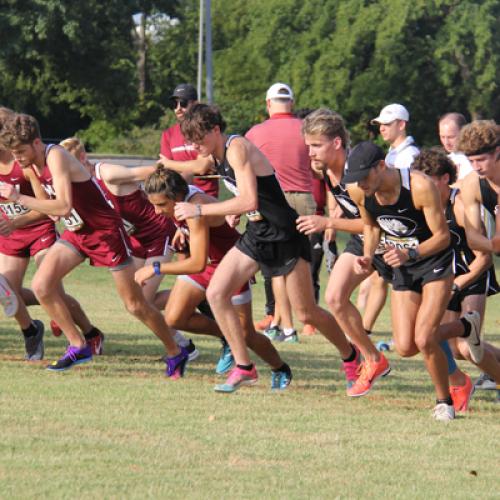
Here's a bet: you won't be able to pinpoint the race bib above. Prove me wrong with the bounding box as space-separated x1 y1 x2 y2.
62 209 84 232
382 233 419 250
222 178 263 222
358 232 386 255
0 201 30 219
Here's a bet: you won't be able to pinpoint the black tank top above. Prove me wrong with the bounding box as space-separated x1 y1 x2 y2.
216 135 299 242
479 178 498 217
364 169 433 250
446 188 474 272
323 172 360 220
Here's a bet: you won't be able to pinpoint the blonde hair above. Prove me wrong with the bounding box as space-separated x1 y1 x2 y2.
59 137 86 159
458 120 499 156
302 108 350 149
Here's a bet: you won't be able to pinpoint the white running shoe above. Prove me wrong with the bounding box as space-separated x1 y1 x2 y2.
463 311 484 363
474 372 497 391
432 403 455 422
0 274 18 317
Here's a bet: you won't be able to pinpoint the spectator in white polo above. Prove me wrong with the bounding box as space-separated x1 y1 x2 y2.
371 103 420 168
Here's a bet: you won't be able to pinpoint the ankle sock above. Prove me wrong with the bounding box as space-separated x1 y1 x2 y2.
342 345 357 363
459 317 472 338
84 327 100 340
22 322 37 338
283 328 295 336
436 396 453 406
272 362 290 374
237 363 254 371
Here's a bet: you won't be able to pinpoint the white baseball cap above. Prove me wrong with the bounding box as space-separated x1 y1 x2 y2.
371 103 410 124
266 82 294 101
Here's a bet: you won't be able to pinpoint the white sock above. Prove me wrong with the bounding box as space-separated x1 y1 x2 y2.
283 328 295 336
173 330 189 347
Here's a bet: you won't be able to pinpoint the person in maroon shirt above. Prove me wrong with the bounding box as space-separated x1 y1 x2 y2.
158 83 219 198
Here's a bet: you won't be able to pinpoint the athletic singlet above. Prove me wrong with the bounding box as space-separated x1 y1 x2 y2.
364 169 433 250
479 178 498 217
0 160 53 231
176 185 239 265
216 135 298 242
94 163 175 242
33 144 123 233
446 188 475 271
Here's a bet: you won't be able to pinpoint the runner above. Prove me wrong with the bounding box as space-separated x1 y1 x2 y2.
0 113 186 376
0 108 102 359
134 167 291 388
296 108 390 395
174 104 359 393
412 148 500 410
347 141 465 420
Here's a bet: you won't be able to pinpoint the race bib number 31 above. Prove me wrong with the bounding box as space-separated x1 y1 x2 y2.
63 209 85 231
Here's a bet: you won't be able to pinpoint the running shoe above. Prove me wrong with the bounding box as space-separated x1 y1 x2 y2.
216 340 234 374
432 403 455 422
87 330 105 356
271 363 292 390
264 325 281 341
342 345 361 389
301 323 316 336
276 330 299 343
24 320 45 361
46 344 92 371
474 372 497 390
214 365 258 393
347 353 390 397
254 314 274 331
0 274 18 317
450 373 475 412
463 311 483 363
164 346 189 380
50 320 63 337
186 339 199 362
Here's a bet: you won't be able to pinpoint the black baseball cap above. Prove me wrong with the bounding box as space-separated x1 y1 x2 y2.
342 141 385 183
170 83 198 102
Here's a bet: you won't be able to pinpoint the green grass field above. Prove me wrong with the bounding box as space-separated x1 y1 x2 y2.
1 253 499 499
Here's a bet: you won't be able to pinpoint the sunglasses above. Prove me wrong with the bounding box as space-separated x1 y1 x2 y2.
169 99 189 110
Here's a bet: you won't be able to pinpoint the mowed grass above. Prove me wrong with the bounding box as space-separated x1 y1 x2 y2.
0 252 499 499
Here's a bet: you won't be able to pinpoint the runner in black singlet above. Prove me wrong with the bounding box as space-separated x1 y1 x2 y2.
175 104 360 393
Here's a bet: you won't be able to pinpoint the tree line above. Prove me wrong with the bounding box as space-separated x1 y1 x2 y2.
1 0 498 153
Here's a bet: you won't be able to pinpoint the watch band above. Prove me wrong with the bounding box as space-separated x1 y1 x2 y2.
153 261 162 276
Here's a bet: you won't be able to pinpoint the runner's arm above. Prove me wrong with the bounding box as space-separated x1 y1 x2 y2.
158 154 215 176
98 163 156 185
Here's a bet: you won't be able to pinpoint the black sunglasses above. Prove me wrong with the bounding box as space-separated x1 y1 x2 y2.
169 99 189 110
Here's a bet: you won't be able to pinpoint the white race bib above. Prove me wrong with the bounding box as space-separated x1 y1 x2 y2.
0 201 30 219
62 209 84 232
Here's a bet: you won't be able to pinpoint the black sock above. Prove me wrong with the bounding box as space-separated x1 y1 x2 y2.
22 322 38 338
237 363 254 371
436 396 453 406
220 337 228 347
364 329 372 336
272 362 290 374
459 317 472 338
84 327 100 340
342 344 357 363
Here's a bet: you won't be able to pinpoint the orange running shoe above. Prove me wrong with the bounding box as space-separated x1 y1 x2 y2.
347 353 390 397
450 373 474 412
254 314 274 331
302 323 316 336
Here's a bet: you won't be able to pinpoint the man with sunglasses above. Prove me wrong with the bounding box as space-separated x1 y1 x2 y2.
159 83 219 197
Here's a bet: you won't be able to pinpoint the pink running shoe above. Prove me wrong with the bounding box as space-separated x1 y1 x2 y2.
214 365 259 393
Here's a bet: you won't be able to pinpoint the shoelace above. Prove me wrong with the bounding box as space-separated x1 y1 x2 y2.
64 346 79 362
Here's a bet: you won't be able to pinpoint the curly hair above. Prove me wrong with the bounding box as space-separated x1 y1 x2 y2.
411 148 457 185
180 103 227 143
301 108 350 149
457 120 499 156
0 113 41 149
144 166 189 200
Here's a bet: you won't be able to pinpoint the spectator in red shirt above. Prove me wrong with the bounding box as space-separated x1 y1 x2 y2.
246 83 316 340
159 84 219 198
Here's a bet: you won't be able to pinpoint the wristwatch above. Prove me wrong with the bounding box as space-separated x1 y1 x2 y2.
152 261 162 276
407 248 419 262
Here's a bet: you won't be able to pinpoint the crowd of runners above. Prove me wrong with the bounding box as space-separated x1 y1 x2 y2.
0 82 499 421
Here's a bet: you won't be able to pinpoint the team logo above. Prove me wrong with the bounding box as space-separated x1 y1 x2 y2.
336 195 359 217
377 215 417 236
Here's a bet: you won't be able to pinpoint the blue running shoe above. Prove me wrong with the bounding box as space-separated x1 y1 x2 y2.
164 346 189 380
216 340 234 374
47 344 92 371
271 363 292 390
264 325 281 341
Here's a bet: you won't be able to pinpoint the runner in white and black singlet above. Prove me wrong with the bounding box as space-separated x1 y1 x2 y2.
347 141 470 421
175 104 360 393
296 109 390 397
